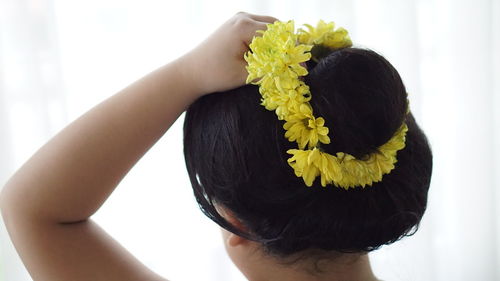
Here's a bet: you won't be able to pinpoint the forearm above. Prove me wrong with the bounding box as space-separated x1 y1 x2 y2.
0 57 199 223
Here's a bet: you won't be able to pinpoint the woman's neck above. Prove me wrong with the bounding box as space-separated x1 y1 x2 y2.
241 250 379 281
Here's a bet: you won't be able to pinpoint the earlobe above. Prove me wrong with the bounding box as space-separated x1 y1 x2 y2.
227 232 246 247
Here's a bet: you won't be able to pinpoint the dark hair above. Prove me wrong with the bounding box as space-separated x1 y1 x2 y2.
183 48 433 258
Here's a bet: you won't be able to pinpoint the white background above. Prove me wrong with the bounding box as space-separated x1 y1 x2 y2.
0 0 499 280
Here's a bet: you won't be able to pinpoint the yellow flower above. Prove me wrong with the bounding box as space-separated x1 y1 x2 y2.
287 148 343 187
379 123 408 153
298 20 353 49
260 82 311 120
245 21 311 86
286 148 321 187
286 126 408 189
283 104 330 149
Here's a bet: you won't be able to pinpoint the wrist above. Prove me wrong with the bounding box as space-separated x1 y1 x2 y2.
172 52 209 99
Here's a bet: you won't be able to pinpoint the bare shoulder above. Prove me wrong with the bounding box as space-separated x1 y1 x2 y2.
1 211 169 281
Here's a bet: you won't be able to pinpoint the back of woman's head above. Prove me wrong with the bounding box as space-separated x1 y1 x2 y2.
183 47 433 258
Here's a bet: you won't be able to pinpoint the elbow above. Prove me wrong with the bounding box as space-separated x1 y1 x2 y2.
0 189 13 227
0 185 13 218
0 182 25 222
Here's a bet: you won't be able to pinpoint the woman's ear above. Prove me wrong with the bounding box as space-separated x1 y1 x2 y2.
216 205 250 247
224 228 247 247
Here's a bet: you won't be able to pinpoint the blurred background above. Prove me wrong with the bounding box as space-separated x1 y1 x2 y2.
0 0 499 280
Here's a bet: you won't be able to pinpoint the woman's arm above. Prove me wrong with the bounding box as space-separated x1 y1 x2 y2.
0 12 277 281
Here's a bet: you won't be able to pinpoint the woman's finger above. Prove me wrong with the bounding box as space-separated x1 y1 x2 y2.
249 14 279 24
236 11 279 24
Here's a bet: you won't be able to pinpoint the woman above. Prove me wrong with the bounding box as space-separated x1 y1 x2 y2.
0 12 432 281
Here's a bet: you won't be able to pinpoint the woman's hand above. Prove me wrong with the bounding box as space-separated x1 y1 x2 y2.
180 12 278 95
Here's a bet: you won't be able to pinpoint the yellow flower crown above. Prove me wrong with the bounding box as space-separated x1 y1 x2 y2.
244 20 408 189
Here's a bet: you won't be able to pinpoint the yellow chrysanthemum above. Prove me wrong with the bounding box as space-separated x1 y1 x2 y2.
283 104 330 149
260 83 311 120
297 20 353 49
245 20 408 189
286 123 408 189
287 148 343 187
285 147 321 187
244 21 311 85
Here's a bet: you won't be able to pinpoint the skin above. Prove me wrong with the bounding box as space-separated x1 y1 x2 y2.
219 208 380 281
0 12 379 281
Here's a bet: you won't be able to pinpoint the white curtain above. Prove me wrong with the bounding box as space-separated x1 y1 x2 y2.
0 0 498 280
